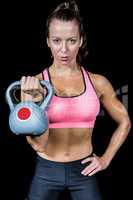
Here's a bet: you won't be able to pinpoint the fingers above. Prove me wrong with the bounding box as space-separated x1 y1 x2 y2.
81 155 102 176
21 76 26 91
81 156 94 164
21 76 42 96
21 76 37 91
81 162 98 176
88 167 101 176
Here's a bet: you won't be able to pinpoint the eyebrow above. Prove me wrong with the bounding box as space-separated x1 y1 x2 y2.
50 36 78 39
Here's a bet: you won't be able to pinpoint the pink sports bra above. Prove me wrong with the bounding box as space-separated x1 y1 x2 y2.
42 66 100 128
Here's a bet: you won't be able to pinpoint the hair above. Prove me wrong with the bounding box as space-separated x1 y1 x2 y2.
41 0 88 65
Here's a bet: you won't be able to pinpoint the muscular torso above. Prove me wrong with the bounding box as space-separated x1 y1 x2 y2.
36 67 101 162
38 128 93 162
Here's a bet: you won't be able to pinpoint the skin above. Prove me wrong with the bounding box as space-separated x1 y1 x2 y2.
21 19 131 176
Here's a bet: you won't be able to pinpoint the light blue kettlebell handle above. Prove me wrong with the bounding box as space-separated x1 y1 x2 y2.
6 80 54 111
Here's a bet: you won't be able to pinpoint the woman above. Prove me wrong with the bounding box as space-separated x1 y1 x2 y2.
21 1 131 200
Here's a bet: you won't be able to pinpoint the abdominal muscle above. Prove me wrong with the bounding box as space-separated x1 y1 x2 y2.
37 128 93 162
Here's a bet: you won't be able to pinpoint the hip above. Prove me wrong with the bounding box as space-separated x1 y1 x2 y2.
34 152 95 185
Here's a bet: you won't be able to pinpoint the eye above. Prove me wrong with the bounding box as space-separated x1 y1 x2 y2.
69 39 77 44
53 39 61 44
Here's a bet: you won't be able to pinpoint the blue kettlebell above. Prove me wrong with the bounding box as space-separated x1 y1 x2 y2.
6 80 54 136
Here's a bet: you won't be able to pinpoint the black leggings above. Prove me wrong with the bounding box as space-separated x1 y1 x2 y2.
27 154 102 200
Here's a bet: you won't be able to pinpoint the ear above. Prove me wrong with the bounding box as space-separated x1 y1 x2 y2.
47 38 50 47
79 37 83 47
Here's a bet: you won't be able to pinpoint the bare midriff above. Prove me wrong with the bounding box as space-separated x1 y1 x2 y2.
37 128 93 162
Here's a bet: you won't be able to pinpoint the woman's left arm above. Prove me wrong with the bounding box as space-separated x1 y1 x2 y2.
97 75 131 166
81 74 131 176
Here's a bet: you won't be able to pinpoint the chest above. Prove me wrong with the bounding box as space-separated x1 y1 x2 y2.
50 75 85 97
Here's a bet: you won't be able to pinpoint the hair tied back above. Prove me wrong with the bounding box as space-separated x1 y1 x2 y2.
55 0 80 16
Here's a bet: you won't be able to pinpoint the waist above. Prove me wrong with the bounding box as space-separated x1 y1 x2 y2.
37 142 93 162
37 151 93 166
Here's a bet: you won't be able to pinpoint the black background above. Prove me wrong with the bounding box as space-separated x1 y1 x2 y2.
0 0 132 199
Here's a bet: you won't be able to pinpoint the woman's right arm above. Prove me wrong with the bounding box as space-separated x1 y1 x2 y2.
21 73 49 153
26 130 49 153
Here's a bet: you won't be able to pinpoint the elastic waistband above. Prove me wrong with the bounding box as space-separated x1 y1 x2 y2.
36 152 93 166
49 122 95 129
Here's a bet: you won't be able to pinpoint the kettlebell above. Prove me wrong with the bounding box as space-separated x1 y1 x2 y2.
5 80 54 136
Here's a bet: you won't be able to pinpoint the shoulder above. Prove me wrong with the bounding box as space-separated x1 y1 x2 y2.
87 71 111 86
35 66 50 80
86 71 115 99
35 66 48 80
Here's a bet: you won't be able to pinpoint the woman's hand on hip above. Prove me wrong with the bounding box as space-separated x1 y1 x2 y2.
81 154 109 176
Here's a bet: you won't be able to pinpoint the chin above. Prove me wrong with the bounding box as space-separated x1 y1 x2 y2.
60 60 69 65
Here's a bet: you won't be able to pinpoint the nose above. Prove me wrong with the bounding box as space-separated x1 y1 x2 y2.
61 41 67 53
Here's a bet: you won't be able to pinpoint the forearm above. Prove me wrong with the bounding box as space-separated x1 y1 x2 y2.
26 131 49 152
102 119 131 166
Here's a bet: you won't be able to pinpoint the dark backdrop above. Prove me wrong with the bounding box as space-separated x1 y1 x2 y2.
0 1 132 200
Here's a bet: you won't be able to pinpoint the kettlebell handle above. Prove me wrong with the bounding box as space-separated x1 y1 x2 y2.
6 80 54 111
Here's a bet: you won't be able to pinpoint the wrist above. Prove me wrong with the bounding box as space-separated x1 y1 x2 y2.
100 154 112 168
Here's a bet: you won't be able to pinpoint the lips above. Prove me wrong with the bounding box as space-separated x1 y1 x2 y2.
60 57 68 61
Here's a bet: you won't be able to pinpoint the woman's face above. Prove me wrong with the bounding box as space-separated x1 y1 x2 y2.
47 19 82 66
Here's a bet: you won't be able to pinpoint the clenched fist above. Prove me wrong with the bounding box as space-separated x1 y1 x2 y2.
21 76 46 102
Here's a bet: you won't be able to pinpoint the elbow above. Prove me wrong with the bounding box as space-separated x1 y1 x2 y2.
127 118 132 132
122 116 131 133
117 115 131 132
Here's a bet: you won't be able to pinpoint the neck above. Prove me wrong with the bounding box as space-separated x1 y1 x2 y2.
51 61 80 75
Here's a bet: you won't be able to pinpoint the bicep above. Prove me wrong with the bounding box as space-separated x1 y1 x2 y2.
99 76 129 124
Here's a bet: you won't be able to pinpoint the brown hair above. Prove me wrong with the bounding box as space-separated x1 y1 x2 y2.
41 0 88 65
